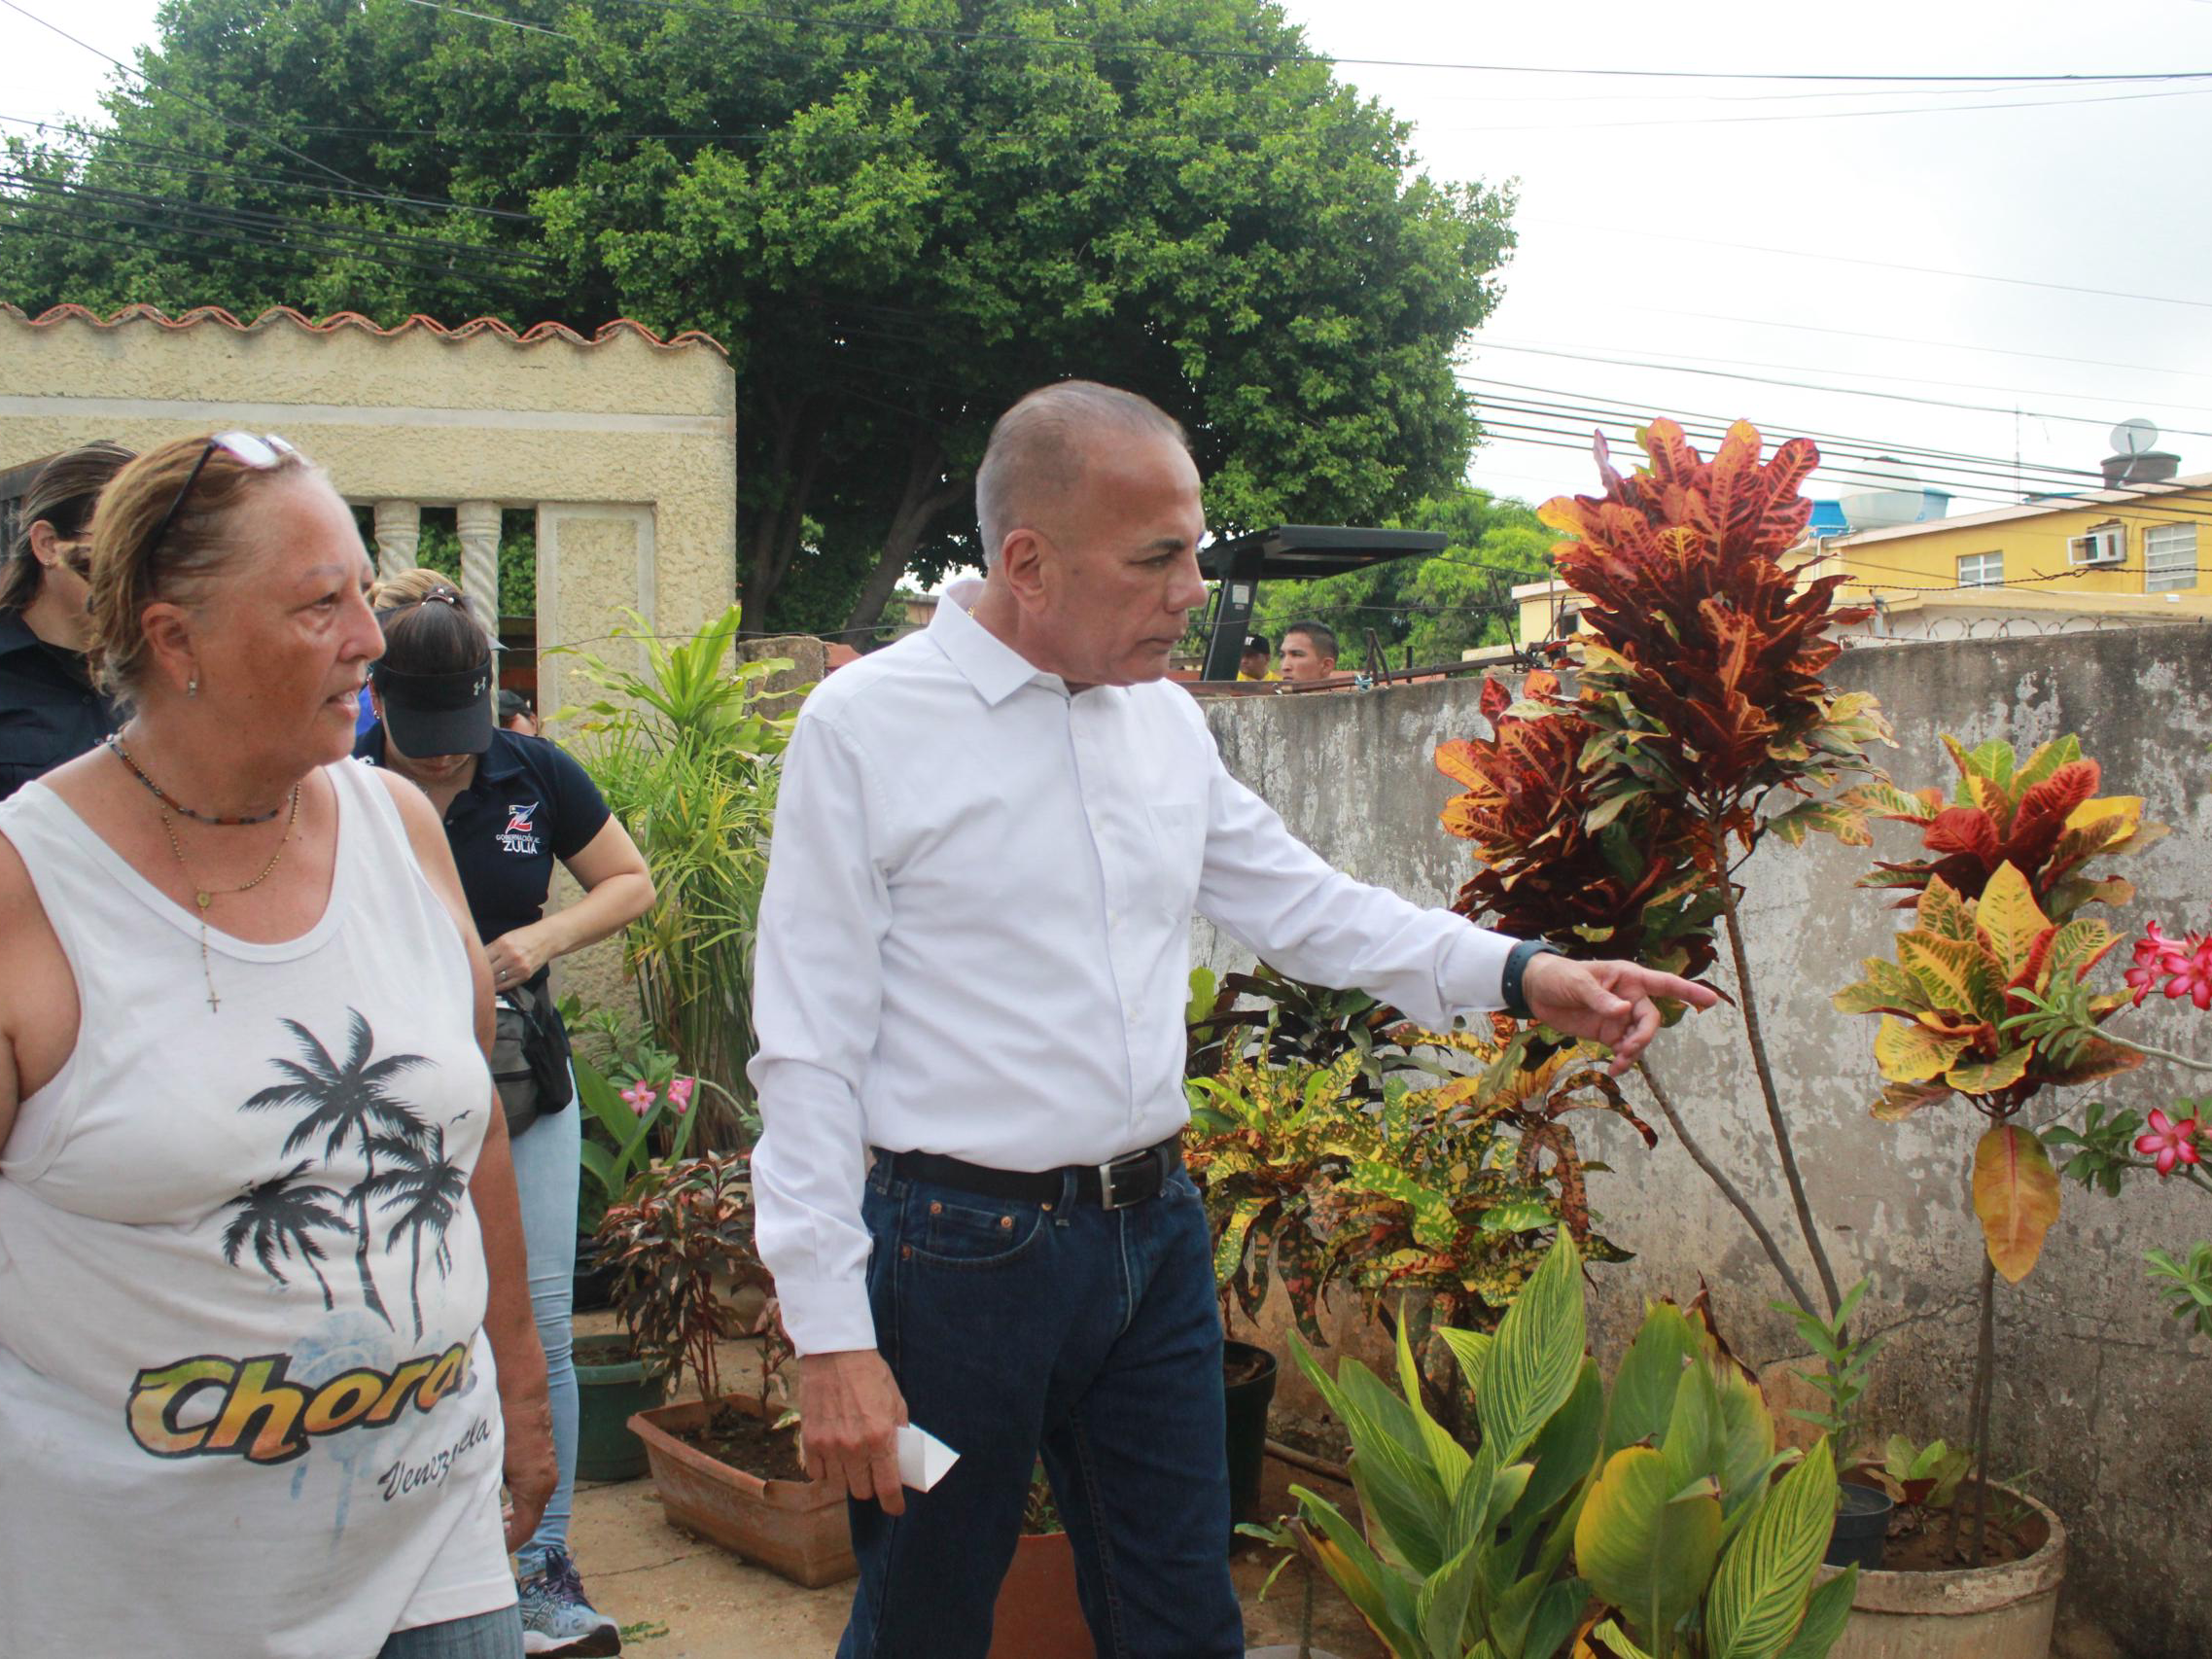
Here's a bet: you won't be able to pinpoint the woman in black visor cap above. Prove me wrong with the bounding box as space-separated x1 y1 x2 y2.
358 581 653 1658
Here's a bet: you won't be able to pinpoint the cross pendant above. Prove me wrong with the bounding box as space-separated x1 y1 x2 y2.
207 986 221 1013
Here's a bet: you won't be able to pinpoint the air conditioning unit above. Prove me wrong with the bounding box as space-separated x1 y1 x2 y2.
2067 524 2125 567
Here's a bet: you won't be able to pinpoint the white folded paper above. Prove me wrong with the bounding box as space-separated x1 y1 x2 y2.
895 1423 960 1492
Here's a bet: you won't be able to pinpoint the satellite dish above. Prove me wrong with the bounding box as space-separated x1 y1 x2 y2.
2112 418 2159 456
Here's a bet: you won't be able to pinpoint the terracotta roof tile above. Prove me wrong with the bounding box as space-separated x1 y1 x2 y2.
3 301 728 357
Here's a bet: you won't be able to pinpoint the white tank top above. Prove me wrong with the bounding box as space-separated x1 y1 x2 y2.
0 759 513 1657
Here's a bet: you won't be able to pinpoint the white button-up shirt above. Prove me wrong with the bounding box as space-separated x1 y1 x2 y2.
748 583 1517 1354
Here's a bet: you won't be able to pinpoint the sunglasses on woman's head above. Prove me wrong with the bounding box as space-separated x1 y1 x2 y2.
142 431 300 565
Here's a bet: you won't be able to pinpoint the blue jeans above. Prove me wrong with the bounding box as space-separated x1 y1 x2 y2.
837 1160 1243 1659
380 1605 524 1658
509 1084 579 1561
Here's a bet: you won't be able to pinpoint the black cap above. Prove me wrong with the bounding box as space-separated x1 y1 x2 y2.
1244 632 1270 653
373 660 495 758
497 689 533 724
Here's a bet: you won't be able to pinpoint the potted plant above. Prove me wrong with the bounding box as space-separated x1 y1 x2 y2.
1433 422 2088 1652
562 998 715 1310
1185 972 1646 1462
987 1465 1094 1659
599 1152 856 1588
556 606 796 1131
1274 1233 1858 1659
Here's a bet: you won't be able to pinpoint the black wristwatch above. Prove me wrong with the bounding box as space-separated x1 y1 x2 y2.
1500 939 1563 1021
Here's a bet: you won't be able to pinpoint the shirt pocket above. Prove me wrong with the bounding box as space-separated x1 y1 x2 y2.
1145 800 1206 917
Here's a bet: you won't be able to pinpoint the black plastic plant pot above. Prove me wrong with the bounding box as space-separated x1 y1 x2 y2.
1222 1339 1281 1530
573 1232 620 1313
1825 1481 1895 1571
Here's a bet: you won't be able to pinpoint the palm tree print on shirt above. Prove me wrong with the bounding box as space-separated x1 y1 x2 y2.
220 1161 351 1311
238 1010 438 1330
361 1124 469 1341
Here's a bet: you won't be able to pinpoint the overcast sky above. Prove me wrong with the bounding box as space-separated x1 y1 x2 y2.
4 0 2208 512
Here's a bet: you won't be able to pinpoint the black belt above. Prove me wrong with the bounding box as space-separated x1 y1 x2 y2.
873 1135 1182 1211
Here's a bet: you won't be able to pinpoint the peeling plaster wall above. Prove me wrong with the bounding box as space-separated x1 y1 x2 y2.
1200 627 2212 1659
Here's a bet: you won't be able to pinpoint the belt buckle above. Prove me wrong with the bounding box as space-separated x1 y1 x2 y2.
1097 1147 1153 1211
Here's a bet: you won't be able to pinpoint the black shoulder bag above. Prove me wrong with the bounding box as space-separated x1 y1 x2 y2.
491 975 576 1140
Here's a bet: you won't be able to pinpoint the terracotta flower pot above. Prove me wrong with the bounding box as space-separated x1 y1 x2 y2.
628 1396 857 1588
1819 1485 2065 1659
987 1531 1094 1659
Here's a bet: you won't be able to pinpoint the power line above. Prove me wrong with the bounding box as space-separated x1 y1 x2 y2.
397 0 578 36
1464 401 2212 528
1471 335 2212 419
1599 301 2212 385
0 116 540 223
1459 346 2212 438
0 0 371 194
1442 82 2212 132
0 208 537 289
0 171 554 275
350 0 2212 84
1514 215 2212 311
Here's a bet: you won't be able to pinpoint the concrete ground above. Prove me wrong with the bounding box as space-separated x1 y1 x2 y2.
567 1317 1384 1658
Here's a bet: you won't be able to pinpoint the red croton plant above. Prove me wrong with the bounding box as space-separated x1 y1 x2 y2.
1436 418 1892 1324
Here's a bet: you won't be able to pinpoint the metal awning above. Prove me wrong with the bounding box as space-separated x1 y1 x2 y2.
1198 524 1447 680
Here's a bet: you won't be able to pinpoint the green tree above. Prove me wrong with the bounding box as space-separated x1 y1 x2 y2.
0 0 1515 634
1246 490 1552 669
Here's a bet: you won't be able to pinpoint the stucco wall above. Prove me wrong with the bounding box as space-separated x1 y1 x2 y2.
0 305 738 720
1198 626 2212 1659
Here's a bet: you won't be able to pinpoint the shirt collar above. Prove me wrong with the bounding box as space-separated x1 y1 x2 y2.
929 579 1066 706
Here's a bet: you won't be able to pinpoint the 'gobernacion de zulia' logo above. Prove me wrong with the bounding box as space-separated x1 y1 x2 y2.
127 1343 472 1466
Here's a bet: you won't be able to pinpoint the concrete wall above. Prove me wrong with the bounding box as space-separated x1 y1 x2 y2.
1197 626 2212 1659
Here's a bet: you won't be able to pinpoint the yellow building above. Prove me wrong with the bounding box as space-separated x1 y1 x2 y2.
1511 469 2212 651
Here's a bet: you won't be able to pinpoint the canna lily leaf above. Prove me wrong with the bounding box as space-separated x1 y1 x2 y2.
1703 1437 1840 1659
1575 1445 1724 1647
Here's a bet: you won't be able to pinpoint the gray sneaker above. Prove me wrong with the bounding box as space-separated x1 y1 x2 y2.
515 1545 621 1658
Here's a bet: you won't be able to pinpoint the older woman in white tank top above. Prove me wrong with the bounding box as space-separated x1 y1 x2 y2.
0 433 554 1659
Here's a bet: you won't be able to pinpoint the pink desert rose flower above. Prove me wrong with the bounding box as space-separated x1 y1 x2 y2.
2134 1109 2203 1177
2161 934 2212 1012
2128 923 2187 1006
619 1080 657 1115
667 1077 695 1114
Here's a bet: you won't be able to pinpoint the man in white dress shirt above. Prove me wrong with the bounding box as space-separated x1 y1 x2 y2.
748 382 1717 1658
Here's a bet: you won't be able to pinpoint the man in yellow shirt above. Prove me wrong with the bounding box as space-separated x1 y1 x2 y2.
1236 632 1278 682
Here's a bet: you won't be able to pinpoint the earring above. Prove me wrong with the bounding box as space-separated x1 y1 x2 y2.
187 675 199 698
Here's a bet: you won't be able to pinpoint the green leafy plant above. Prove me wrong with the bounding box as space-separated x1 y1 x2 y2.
573 1053 705 1213
597 1152 785 1415
1278 1235 1855 1659
1186 975 1647 1438
555 606 797 1140
1859 1436 1970 1510
1768 1280 1884 1465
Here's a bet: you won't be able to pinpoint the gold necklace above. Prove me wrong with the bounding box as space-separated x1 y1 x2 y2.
157 788 301 1012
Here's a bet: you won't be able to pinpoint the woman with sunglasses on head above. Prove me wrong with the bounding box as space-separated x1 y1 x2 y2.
360 582 653 1659
0 433 555 1659
0 441 135 799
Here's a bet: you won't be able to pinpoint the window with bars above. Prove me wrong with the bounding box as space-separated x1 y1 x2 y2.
2146 523 2198 592
1956 551 2004 588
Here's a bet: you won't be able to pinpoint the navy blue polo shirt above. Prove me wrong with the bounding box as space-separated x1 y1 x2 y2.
354 724 611 949
0 608 120 802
